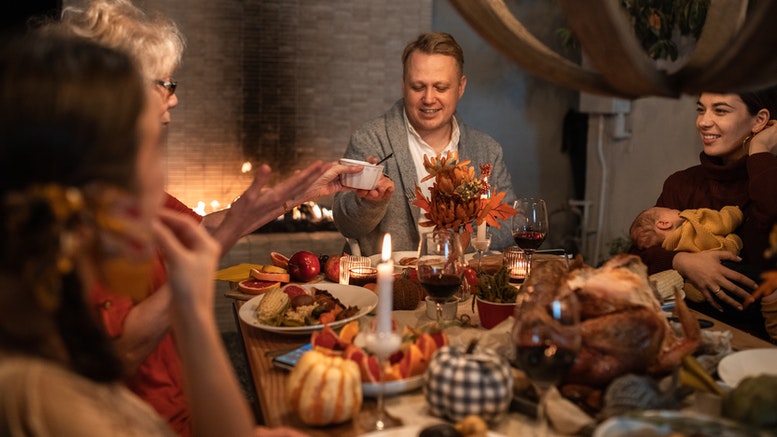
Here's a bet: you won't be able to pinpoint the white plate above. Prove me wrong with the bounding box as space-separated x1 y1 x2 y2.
717 348 777 387
369 251 419 271
362 374 424 398
238 283 377 334
362 425 506 437
594 410 767 437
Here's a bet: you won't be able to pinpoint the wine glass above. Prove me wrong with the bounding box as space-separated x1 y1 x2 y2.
472 232 492 273
512 290 581 437
417 229 466 325
358 320 402 431
512 198 549 277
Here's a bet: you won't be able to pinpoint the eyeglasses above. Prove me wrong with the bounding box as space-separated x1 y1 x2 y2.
154 79 177 96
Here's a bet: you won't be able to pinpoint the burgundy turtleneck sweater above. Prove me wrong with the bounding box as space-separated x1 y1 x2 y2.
635 151 777 275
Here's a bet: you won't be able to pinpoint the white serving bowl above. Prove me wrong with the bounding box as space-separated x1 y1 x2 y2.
339 158 384 190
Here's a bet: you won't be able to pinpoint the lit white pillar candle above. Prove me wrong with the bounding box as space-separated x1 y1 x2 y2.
376 233 394 334
477 220 487 242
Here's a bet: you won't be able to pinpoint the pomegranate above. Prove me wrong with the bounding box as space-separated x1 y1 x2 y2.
287 251 321 282
323 254 342 283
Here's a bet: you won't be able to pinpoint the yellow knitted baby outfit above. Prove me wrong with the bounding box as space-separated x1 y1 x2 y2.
662 206 743 302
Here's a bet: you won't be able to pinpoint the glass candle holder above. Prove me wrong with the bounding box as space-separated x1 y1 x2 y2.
348 266 378 287
502 246 528 283
339 255 370 284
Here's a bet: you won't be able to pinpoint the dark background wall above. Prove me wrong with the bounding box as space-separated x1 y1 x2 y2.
1 0 60 36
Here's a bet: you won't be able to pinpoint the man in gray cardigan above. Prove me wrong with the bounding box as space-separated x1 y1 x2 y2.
333 32 516 256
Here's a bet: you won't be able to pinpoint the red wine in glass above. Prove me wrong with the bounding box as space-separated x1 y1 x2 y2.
513 231 547 250
420 274 462 300
417 230 465 324
515 344 577 388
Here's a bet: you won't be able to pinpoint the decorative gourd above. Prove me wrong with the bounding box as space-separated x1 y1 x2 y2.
286 348 363 426
424 340 513 422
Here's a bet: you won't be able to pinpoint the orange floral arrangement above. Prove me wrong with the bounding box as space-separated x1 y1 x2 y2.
412 151 516 233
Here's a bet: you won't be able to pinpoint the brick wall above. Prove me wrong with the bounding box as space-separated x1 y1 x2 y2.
132 0 432 213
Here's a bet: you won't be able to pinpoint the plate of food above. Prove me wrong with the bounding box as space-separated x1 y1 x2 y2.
362 374 424 397
238 283 377 334
717 348 777 388
368 250 419 271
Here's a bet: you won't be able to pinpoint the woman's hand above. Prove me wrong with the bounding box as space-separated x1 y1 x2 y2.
303 162 362 199
749 119 777 155
672 251 757 311
152 208 221 311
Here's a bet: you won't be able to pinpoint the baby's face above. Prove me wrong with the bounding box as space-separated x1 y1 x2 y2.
653 207 684 230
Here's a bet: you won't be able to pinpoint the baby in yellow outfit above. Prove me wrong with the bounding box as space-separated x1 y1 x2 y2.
630 205 743 304
631 206 777 342
630 205 743 257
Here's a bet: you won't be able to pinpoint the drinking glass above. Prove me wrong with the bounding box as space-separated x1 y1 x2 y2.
416 229 466 325
512 290 581 436
511 198 549 278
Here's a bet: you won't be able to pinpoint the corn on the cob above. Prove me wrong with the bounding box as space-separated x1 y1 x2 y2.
256 288 290 325
648 269 684 302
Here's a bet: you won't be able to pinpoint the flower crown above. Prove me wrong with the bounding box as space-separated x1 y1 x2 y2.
412 151 516 233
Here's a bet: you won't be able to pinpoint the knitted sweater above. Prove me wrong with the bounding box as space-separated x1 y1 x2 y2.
662 206 743 255
333 99 517 256
636 151 777 274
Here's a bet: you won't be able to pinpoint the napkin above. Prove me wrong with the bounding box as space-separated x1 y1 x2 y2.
214 263 263 282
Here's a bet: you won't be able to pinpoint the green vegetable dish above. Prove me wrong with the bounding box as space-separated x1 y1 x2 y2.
472 267 521 310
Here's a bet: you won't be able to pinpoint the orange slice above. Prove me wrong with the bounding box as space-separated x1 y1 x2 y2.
250 267 290 283
270 251 289 269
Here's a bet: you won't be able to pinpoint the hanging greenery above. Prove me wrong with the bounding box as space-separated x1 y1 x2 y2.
558 0 710 62
622 0 710 61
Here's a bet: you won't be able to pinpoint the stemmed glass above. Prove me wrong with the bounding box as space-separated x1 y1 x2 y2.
417 229 466 325
511 198 549 277
512 290 581 437
358 320 402 431
472 232 492 273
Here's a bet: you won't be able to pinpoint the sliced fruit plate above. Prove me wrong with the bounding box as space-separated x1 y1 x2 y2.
362 374 424 397
310 320 448 396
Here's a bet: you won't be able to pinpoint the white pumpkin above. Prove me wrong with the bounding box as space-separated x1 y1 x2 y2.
286 349 363 426
424 342 513 422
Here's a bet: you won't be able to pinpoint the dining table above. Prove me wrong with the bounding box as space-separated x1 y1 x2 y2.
228 276 776 437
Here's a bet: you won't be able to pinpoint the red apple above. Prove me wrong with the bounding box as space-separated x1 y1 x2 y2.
323 254 341 282
287 250 321 282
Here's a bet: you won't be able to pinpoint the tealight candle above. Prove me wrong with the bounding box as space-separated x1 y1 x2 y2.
376 233 394 334
502 246 528 283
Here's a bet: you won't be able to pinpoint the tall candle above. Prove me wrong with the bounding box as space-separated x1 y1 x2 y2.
376 233 394 334
477 221 487 242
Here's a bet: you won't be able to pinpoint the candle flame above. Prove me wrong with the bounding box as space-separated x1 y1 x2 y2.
193 201 206 216
381 233 392 262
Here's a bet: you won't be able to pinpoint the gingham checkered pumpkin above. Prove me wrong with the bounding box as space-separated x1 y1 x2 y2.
424 342 513 422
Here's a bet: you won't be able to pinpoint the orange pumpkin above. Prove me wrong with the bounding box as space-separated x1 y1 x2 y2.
286 349 363 426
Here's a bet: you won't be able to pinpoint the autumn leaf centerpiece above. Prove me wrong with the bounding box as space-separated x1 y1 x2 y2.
412 151 516 233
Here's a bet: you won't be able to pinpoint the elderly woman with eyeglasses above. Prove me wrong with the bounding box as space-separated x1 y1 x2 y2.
37 1 353 435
